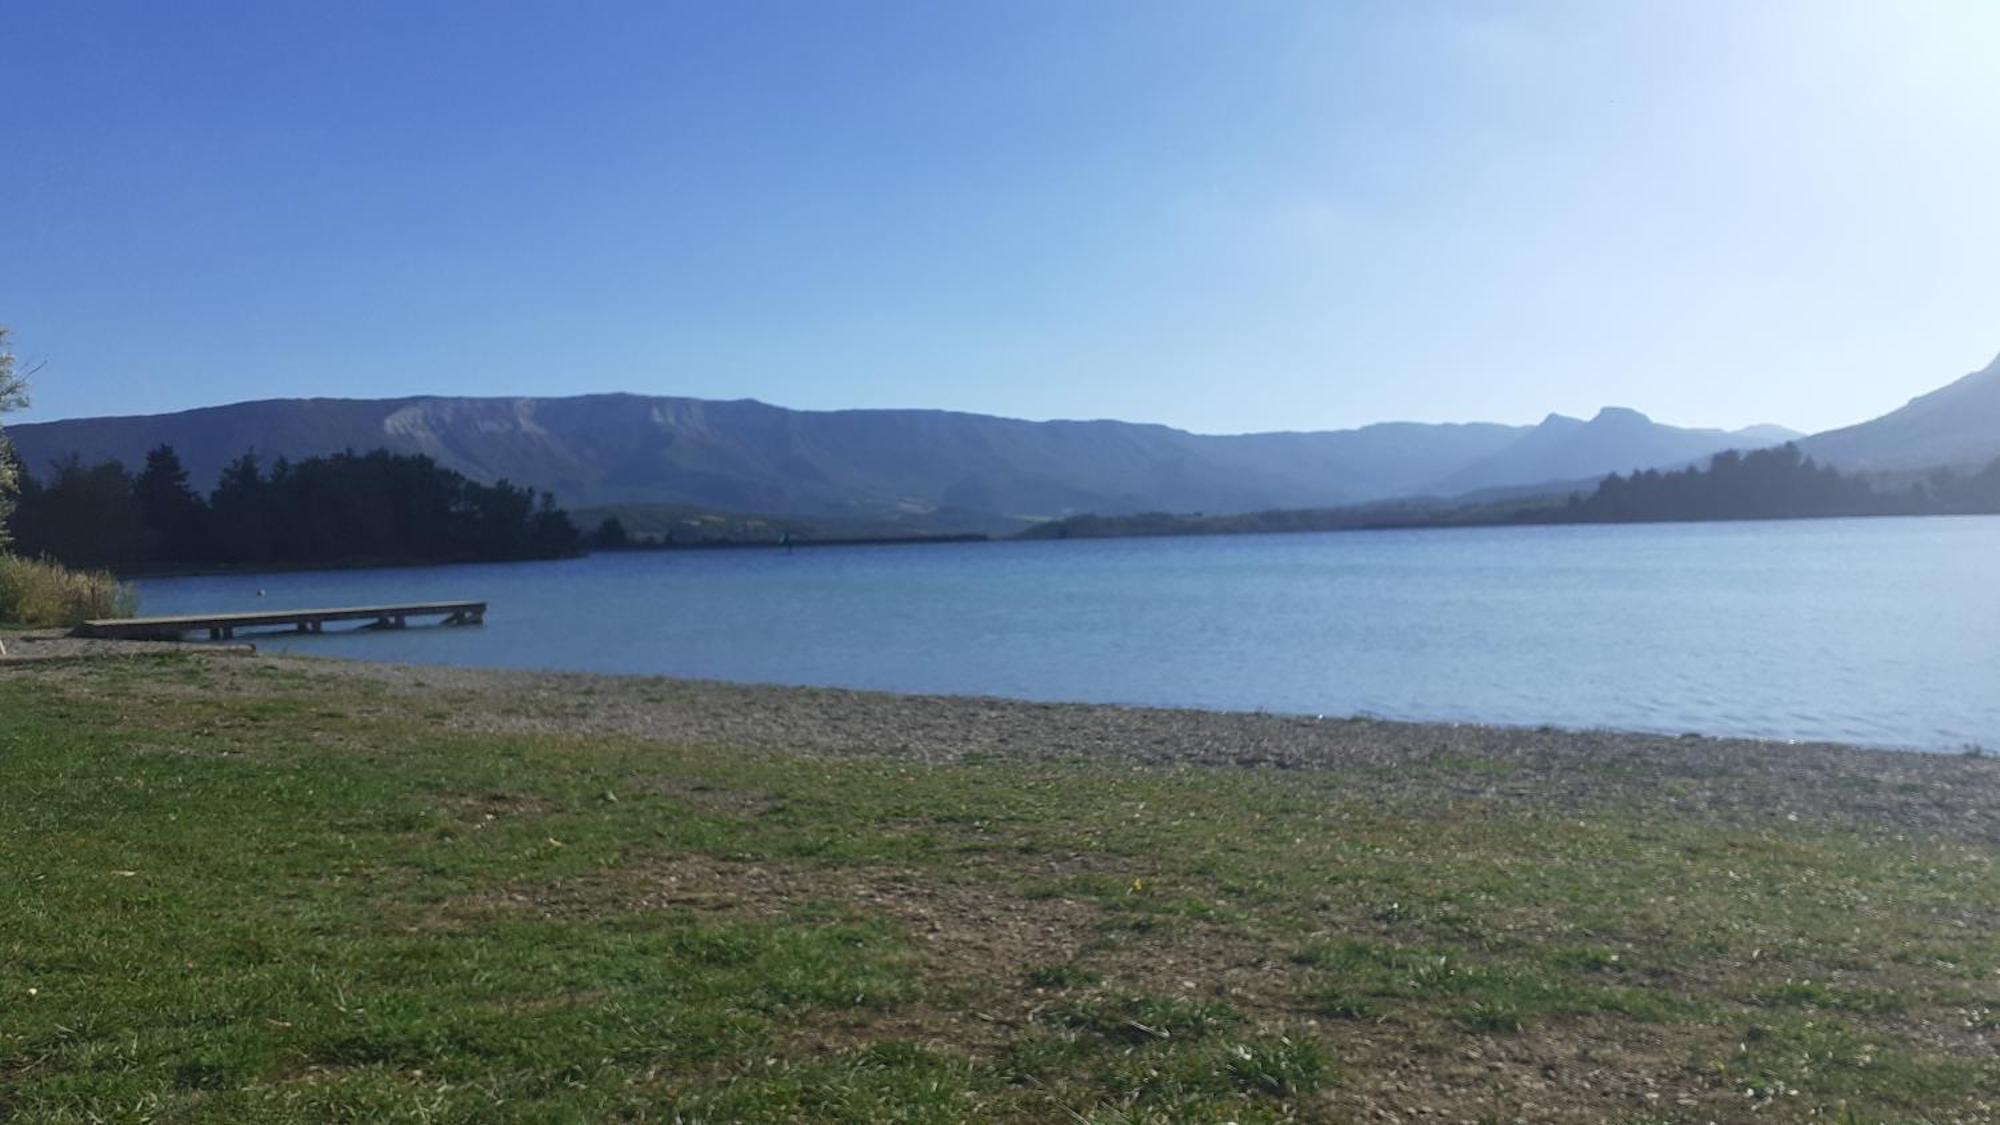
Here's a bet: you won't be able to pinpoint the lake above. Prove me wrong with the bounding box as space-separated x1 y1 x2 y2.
133 516 2000 751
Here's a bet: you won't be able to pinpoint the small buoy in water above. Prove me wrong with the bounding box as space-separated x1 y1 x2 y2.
256 589 267 598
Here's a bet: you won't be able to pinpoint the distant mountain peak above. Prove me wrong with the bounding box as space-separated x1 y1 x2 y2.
1590 406 1652 425
1425 402 1794 498
1732 424 1804 444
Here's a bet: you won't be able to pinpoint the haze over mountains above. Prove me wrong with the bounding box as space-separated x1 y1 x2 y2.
7 396 1791 530
8 350 1994 531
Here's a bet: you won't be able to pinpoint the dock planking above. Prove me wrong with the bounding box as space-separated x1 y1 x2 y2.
74 601 487 641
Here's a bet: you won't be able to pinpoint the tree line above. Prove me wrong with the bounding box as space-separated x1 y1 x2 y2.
2 445 582 572
1021 443 2000 541
1548 443 2000 524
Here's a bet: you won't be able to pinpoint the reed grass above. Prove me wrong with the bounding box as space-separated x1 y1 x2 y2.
0 553 135 627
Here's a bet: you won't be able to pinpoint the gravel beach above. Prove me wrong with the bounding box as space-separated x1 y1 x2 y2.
15 635 1994 846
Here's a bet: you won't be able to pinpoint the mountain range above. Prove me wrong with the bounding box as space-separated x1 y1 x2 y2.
6 350 1995 531
4 398 1792 531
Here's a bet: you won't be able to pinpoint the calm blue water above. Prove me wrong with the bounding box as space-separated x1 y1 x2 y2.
134 517 2000 751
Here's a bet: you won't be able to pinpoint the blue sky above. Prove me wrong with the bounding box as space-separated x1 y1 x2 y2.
3 1 1996 434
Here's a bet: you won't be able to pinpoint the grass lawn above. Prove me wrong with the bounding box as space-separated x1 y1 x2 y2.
2 653 1996 1122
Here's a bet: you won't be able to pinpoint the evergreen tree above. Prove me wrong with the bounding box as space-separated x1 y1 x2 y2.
133 445 208 566
12 457 141 568
593 516 631 550
530 493 582 557
209 451 271 565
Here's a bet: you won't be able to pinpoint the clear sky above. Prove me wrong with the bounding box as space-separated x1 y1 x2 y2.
2 1 1996 434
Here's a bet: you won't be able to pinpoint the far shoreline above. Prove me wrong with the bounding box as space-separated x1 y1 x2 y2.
112 509 2000 584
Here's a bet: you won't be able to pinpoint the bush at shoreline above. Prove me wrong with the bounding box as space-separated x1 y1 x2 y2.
0 553 134 627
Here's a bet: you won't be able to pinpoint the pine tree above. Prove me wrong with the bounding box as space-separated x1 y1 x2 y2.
133 445 209 566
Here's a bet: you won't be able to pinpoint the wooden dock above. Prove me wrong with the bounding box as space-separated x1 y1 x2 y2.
74 601 487 642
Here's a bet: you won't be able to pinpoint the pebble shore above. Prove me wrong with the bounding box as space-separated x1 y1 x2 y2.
10 632 1987 846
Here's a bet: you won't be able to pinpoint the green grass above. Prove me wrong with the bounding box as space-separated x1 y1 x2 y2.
1 654 1998 1121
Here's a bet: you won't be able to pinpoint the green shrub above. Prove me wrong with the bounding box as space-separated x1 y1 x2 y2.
0 554 136 627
